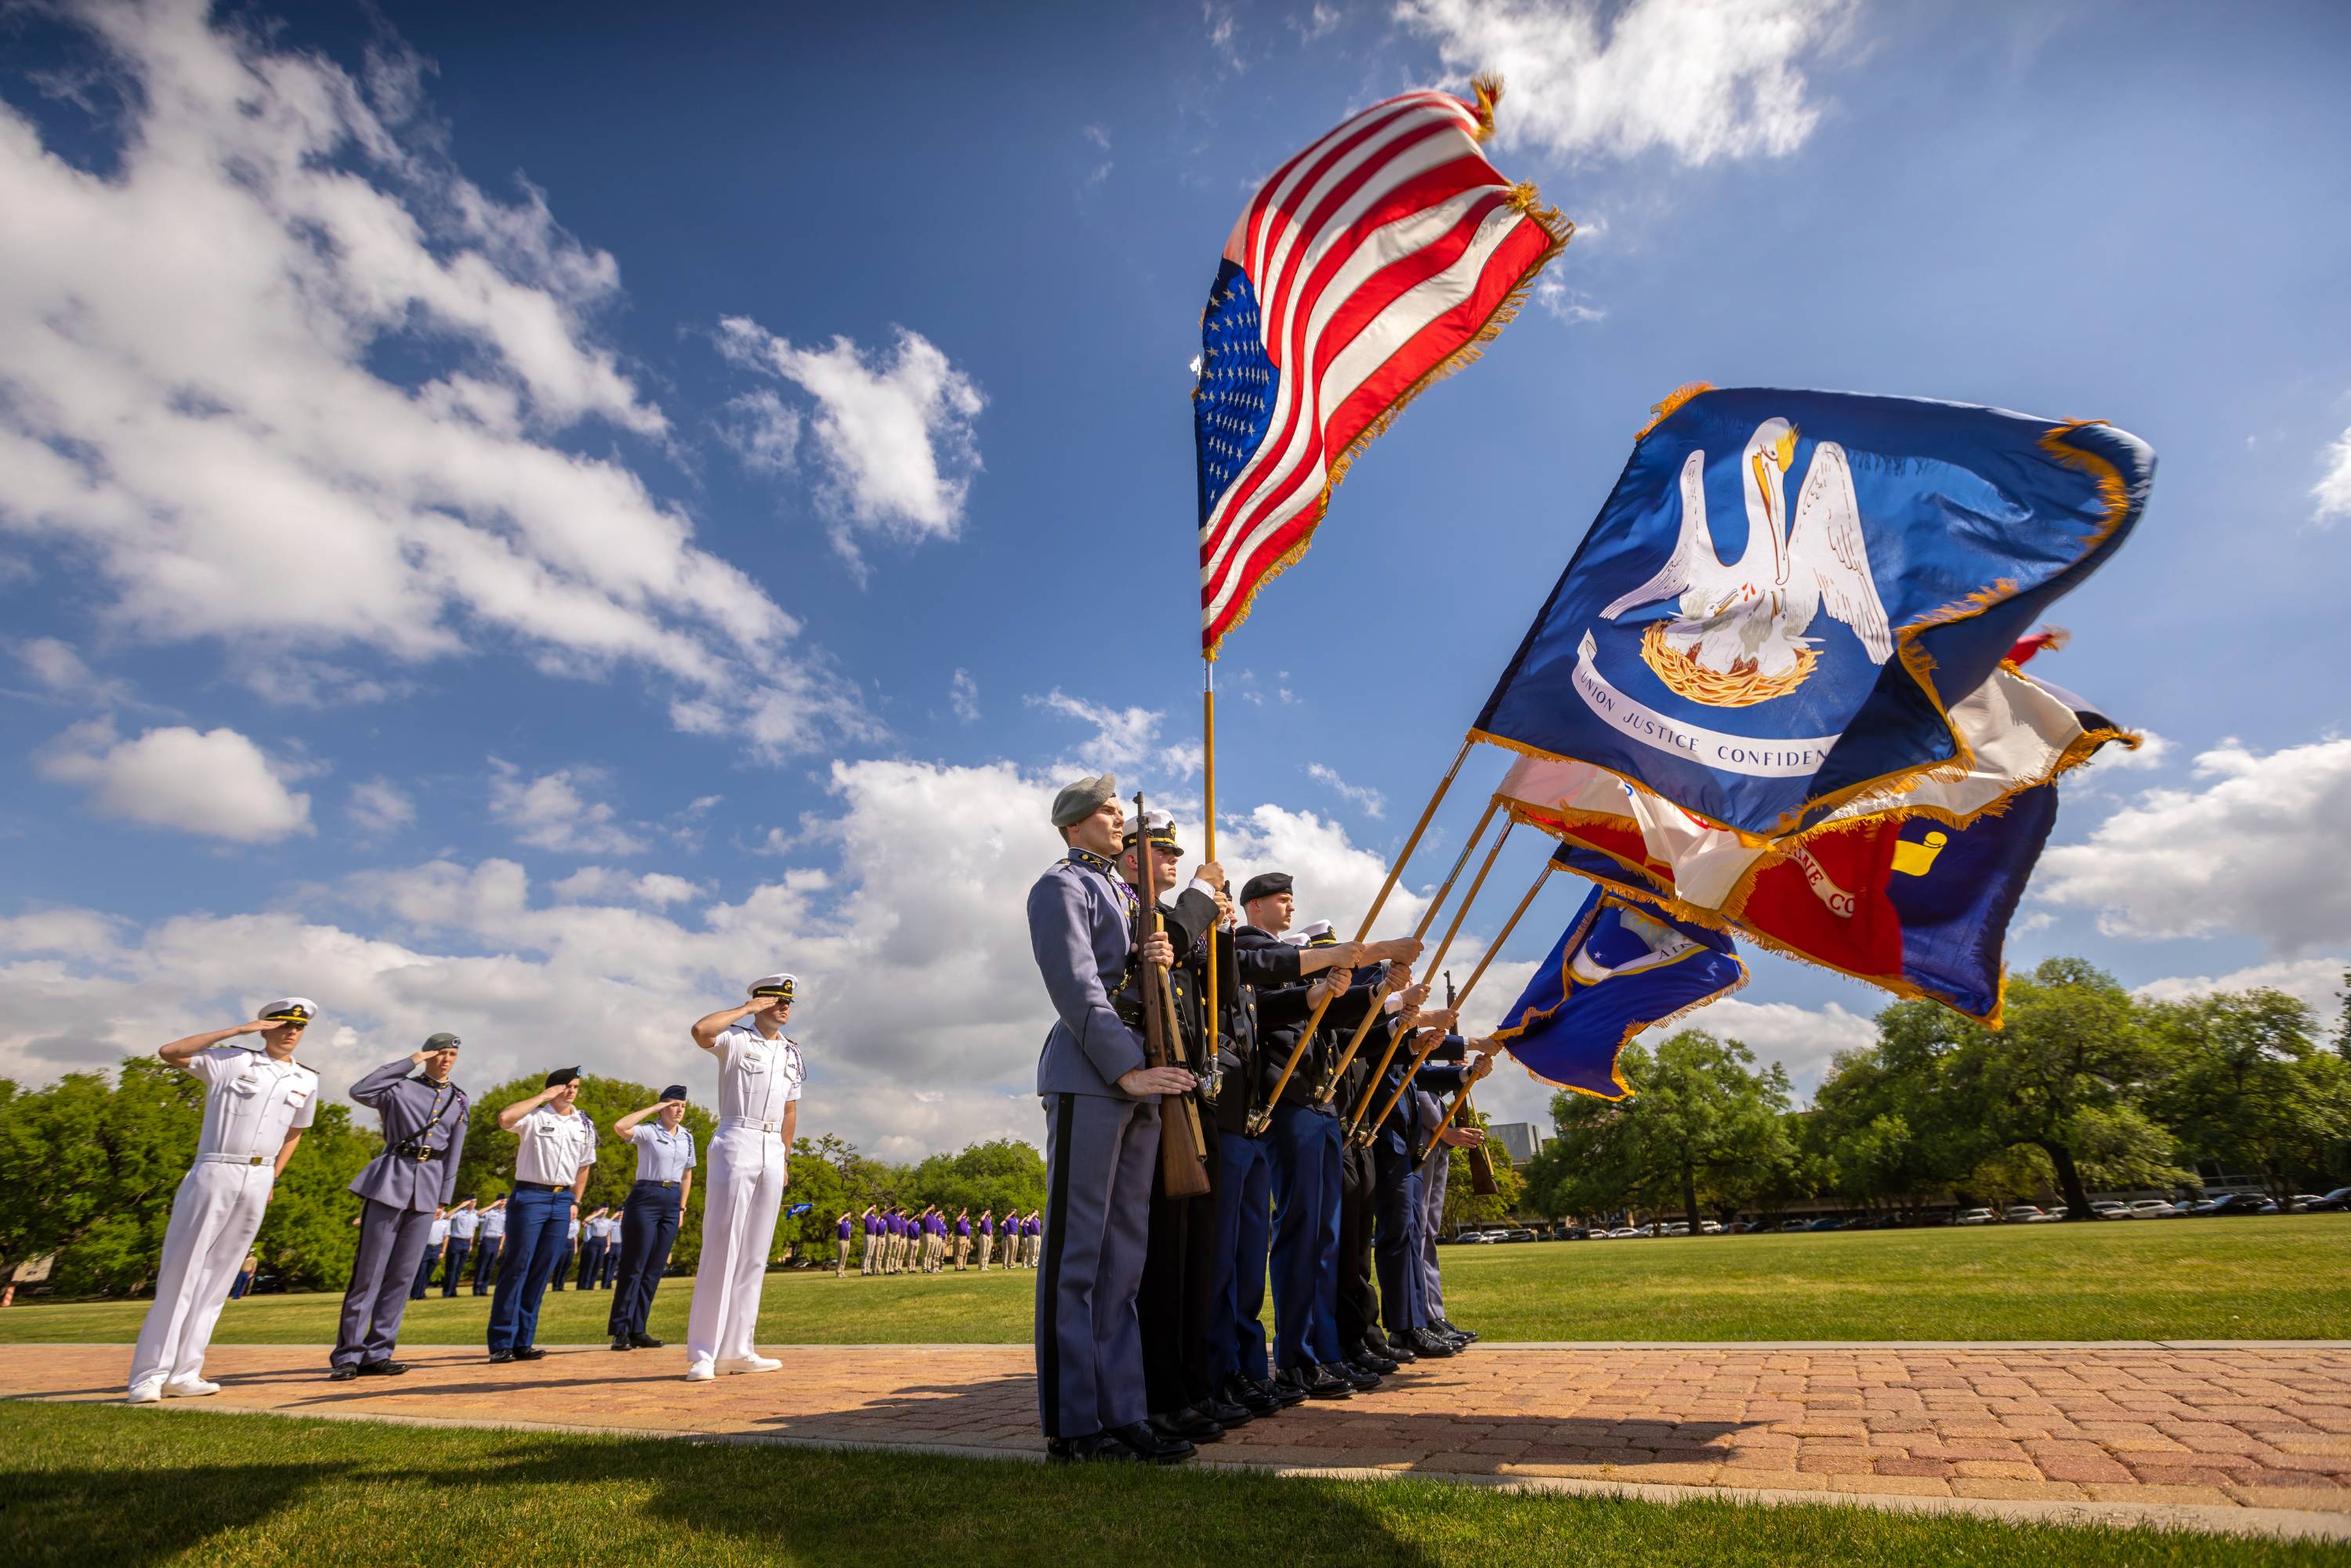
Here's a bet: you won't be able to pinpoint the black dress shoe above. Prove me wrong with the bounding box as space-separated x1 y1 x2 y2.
1403 1327 1457 1358
1279 1365 1351 1401
1046 1432 1136 1464
1350 1341 1400 1374
1335 1359 1384 1391
1154 1407 1226 1443
610 1336 634 1352
1435 1316 1480 1343
487 1351 515 1364
1223 1375 1280 1416
357 1360 409 1377
1105 1420 1194 1464
629 1334 665 1349
512 1345 547 1361
1204 1395 1254 1428
1360 1327 1401 1359
328 1365 359 1382
1259 1372 1307 1408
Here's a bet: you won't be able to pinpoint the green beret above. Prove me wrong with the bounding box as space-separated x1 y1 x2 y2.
1051 773 1118 828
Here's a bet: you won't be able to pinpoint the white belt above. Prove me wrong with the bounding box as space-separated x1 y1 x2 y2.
196 1152 272 1168
719 1116 782 1135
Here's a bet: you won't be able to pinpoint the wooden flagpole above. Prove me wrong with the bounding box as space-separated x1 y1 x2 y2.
1248 737 1474 1135
1343 813 1516 1139
1313 796 1503 1104
1201 664 1220 1086
1418 858 1555 1159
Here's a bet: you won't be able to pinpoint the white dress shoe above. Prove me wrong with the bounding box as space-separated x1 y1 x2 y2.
163 1378 223 1398
126 1384 164 1405
684 1361 715 1382
717 1354 781 1375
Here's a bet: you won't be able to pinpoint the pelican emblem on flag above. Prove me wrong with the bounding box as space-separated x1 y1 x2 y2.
1601 418 1893 708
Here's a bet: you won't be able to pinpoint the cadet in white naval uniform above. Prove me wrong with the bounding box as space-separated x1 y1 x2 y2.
683 972 806 1381
127 998 321 1403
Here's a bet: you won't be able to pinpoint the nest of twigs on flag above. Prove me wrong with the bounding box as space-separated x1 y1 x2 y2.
1638 621 1817 708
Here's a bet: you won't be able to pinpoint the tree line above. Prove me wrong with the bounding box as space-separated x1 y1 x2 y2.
0 1067 1051 1296
1522 958 2351 1231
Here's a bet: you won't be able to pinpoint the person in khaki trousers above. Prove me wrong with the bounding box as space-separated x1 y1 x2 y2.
976 1209 994 1270
834 1211 853 1277
954 1208 972 1270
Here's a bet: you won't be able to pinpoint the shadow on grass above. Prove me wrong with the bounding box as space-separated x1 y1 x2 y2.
2 1459 354 1566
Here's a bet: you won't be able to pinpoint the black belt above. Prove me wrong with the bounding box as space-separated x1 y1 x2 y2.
394 1146 444 1162
516 1180 571 1193
633 1178 680 1189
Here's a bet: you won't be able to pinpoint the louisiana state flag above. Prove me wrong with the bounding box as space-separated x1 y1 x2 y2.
1473 387 2154 838
1491 879 1748 1101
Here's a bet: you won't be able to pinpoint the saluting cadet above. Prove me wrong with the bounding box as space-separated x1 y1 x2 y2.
683 973 806 1382
409 1208 451 1300
487 1067 598 1363
861 1207 881 1274
835 1211 853 1276
128 999 322 1403
931 1209 950 1273
575 1206 611 1291
954 1209 972 1270
1026 1211 1042 1268
444 1198 479 1297
473 1197 506 1292
1028 775 1197 1465
976 1208 994 1270
336 1030 468 1382
608 1087 695 1350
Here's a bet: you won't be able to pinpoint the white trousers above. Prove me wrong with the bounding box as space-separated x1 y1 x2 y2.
129 1160 274 1392
687 1128 784 1367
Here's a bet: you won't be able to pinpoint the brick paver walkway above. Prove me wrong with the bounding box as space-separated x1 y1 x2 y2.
11 1342 2350 1534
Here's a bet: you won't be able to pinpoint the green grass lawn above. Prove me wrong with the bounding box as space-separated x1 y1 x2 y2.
2 1402 2336 1567
6 1218 2346 1347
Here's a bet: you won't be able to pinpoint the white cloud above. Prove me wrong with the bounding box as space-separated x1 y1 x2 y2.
1534 274 1606 325
38 719 314 843
0 1 851 755
346 778 417 837
1027 688 1202 781
713 389 802 476
1395 0 1857 165
715 317 984 574
1204 2 1248 72
2038 737 2351 952
2136 958 2348 1019
2317 422 2351 525
1291 4 1344 42
950 668 981 723
14 636 130 703
549 867 702 907
1306 762 1387 819
487 759 648 856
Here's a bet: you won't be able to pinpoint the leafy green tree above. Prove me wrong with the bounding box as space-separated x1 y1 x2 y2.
1436 1107 1523 1233
1523 1030 1793 1232
13 1061 205 1295
2144 988 2351 1203
252 1101 375 1291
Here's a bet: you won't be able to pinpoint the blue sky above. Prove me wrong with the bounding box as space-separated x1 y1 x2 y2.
3 0 2347 1156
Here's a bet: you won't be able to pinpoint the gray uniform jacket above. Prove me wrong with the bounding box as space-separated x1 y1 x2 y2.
346 1057 469 1211
1031 847 1150 1098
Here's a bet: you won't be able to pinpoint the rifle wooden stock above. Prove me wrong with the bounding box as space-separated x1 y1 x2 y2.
1248 739 1471 1132
1135 791 1210 1198
1342 814 1514 1135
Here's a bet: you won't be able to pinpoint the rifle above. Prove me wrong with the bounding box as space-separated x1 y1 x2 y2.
1353 966 1456 1147
1132 791 1212 1198
1415 971 1499 1195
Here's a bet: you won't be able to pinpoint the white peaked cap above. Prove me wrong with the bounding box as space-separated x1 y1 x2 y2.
259 997 318 1023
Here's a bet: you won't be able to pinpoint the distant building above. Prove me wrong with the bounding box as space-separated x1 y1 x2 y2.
1489 1122 1544 1167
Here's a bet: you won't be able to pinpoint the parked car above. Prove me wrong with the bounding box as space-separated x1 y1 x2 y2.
1777 1219 1812 1233
1955 1208 1995 1226
2127 1199 2179 1219
1497 1226 1538 1243
2192 1193 2277 1216
1546 1223 1591 1240
2289 1195 2326 1212
2003 1205 2052 1223
1452 1228 1495 1244
2305 1188 2351 1213
1607 1226 1639 1239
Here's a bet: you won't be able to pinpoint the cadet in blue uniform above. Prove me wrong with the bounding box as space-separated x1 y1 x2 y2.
333 1033 468 1380
1367 1021 1490 1360
575 1207 611 1290
1028 774 1197 1465
608 1086 695 1350
487 1067 597 1363
410 1208 450 1298
472 1198 505 1293
443 1198 479 1297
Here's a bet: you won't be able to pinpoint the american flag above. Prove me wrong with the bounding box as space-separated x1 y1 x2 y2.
1194 78 1569 657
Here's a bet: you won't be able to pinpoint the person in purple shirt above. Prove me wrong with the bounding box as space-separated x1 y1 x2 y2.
889 1209 908 1276
833 1211 853 1278
954 1208 973 1271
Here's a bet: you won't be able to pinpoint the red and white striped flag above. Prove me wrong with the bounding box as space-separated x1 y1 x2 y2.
1194 78 1569 657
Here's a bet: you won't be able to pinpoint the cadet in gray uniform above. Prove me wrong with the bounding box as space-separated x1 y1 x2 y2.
1028 773 1197 1465
332 1033 469 1379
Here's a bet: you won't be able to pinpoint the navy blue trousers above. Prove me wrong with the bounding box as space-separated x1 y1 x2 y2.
609 1182 681 1338
1205 1124 1273 1386
487 1188 573 1353
440 1239 471 1297
1265 1103 1344 1371
408 1242 438 1298
471 1238 500 1294
574 1237 607 1290
1372 1132 1424 1333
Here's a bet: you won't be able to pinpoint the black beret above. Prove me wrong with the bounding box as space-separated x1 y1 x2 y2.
544 1066 581 1088
1239 872 1293 904
661 1085 689 1103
